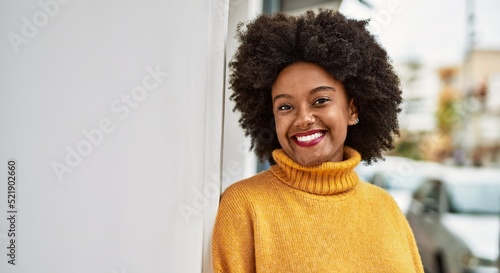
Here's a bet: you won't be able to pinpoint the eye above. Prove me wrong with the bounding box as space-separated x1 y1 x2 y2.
313 97 330 105
277 104 293 111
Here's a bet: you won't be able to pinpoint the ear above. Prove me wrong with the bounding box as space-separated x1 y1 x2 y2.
347 98 358 125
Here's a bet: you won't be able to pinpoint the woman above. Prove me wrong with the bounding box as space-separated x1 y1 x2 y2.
212 9 424 273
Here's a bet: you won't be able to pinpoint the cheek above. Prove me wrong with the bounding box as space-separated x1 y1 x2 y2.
327 108 349 125
274 117 289 139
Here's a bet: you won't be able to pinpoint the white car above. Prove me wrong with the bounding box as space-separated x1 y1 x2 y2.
406 167 500 273
356 156 444 214
371 171 429 214
355 155 418 183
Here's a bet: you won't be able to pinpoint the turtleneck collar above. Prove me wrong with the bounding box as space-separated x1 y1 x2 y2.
270 146 361 196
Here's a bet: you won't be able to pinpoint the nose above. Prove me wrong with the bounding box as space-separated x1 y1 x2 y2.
294 106 315 128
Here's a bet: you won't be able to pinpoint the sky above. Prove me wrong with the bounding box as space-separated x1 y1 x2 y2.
339 0 500 67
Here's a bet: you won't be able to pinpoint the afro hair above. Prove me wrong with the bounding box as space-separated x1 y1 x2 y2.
229 9 402 164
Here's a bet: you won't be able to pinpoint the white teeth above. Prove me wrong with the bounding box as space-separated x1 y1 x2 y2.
296 132 323 142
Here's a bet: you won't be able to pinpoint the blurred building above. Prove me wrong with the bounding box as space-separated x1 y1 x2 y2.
392 0 500 166
458 49 500 166
430 50 500 166
392 60 443 161
266 0 343 14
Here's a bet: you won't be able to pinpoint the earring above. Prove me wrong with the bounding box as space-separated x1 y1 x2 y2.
354 118 359 125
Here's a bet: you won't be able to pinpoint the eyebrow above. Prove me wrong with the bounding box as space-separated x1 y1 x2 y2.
273 85 336 102
310 86 336 94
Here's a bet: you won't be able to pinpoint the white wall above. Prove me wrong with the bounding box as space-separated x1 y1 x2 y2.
0 0 227 272
222 0 262 192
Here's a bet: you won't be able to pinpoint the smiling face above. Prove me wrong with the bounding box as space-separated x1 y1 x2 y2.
271 62 358 166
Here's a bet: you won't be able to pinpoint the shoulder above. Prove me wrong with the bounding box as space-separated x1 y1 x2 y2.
356 181 412 225
216 170 277 222
357 180 390 196
220 170 277 204
356 181 401 208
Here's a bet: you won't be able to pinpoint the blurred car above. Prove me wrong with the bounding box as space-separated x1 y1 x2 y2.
356 156 444 214
355 155 416 183
371 171 430 214
406 167 500 273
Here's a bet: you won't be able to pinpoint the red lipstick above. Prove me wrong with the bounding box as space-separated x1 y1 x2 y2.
291 130 326 147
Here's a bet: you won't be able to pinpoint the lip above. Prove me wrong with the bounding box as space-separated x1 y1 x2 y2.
291 129 326 147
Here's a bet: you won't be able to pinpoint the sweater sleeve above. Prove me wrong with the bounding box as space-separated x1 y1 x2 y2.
389 194 424 273
374 184 425 273
212 185 256 273
403 217 425 273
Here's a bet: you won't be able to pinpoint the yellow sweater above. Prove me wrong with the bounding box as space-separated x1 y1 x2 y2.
212 147 424 273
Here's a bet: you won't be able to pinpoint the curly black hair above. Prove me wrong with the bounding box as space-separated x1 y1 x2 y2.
229 9 402 164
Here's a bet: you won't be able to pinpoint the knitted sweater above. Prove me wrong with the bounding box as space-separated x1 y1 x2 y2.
212 147 424 273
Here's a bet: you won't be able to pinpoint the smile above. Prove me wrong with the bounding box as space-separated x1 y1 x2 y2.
292 130 326 147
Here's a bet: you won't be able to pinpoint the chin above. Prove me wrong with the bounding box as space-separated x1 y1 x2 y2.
295 157 326 167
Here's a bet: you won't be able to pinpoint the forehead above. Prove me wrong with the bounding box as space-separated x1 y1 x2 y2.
271 62 345 95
